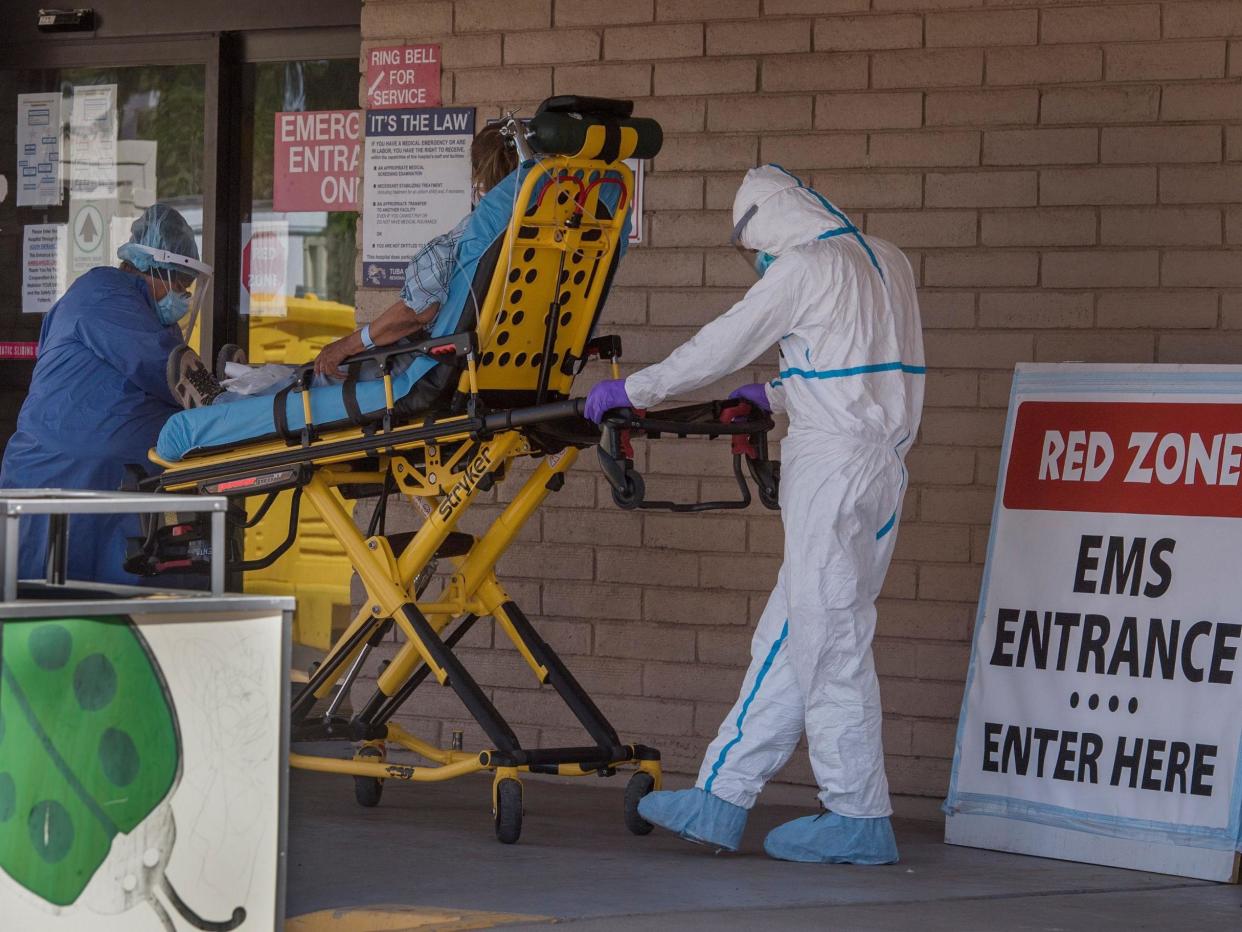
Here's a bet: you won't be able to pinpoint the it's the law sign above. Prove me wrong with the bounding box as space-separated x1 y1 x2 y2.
946 364 1242 883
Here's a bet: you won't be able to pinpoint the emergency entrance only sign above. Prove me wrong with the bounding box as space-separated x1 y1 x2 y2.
945 364 1242 882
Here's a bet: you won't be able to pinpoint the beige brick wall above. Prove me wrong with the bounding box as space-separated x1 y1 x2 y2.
355 0 1242 813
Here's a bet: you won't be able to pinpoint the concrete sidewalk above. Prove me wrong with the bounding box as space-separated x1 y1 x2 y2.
286 768 1242 930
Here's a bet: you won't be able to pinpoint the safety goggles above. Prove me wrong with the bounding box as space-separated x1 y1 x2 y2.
730 203 759 272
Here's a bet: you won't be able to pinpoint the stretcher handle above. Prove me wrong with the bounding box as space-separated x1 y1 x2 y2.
479 398 585 433
601 399 774 437
596 400 780 513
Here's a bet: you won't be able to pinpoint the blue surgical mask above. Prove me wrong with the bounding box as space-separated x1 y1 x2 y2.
754 252 775 277
156 289 191 326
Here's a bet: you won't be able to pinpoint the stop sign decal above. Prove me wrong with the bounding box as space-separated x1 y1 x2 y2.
240 223 288 316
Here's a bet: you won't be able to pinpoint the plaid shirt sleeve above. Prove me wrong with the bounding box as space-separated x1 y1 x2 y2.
399 216 471 312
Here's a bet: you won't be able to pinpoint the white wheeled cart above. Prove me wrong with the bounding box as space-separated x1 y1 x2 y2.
0 490 294 931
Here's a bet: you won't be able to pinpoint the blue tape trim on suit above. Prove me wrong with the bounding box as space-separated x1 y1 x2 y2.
778 361 927 380
704 620 789 793
876 430 912 541
768 163 884 279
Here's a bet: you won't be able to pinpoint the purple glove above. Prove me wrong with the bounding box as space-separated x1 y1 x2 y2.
584 378 632 423
728 383 771 413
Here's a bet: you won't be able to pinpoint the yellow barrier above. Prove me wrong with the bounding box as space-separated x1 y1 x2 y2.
244 293 358 650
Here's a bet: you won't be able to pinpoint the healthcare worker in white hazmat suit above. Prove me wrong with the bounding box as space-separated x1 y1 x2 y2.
584 164 924 863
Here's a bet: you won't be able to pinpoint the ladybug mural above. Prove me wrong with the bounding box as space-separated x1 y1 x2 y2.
0 615 245 930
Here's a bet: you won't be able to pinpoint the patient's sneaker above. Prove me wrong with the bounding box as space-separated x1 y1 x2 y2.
215 343 248 378
167 345 225 409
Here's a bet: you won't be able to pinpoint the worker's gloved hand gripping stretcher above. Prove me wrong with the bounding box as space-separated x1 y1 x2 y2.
585 165 925 864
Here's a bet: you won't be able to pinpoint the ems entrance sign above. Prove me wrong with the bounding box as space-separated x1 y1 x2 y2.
946 364 1242 882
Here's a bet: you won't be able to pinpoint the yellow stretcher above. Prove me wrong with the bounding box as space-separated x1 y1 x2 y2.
134 98 779 844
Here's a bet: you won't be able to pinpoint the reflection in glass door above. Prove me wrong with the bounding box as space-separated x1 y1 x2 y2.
0 61 207 453
236 57 361 652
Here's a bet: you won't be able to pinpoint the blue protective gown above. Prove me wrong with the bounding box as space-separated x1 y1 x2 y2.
0 267 183 585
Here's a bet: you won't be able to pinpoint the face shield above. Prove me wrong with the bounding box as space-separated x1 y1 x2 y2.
125 243 213 337
730 203 774 277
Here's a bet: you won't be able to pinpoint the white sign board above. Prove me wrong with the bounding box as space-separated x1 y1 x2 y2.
0 608 289 929
22 224 67 314
68 85 118 201
625 158 644 245
945 363 1242 882
16 93 62 207
362 107 474 288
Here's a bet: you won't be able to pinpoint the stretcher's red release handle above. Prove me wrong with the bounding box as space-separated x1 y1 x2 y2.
720 400 760 458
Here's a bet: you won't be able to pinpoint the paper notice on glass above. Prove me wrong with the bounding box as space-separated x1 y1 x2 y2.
69 197 115 278
362 107 474 288
69 84 118 200
16 93 63 207
22 224 67 314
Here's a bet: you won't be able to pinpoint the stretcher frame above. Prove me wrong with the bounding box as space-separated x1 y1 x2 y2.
142 126 671 843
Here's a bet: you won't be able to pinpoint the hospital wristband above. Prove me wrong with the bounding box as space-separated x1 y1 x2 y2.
360 324 376 350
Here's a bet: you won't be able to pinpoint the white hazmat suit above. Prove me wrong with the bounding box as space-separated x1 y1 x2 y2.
625 165 924 856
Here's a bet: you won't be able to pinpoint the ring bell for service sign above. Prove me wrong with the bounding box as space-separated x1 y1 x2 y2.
945 364 1242 882
366 45 440 109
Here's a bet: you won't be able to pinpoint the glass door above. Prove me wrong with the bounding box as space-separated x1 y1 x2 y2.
232 53 361 652
0 53 210 445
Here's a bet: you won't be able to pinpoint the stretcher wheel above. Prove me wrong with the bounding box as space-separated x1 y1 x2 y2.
494 778 523 844
354 746 385 808
611 471 645 510
624 771 656 835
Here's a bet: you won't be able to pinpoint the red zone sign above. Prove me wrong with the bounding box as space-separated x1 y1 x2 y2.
1006 401 1242 518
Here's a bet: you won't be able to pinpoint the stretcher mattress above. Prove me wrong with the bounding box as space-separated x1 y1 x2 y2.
155 350 443 462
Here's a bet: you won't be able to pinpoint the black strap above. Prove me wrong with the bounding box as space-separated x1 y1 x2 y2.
597 119 622 165
342 360 367 426
272 383 297 444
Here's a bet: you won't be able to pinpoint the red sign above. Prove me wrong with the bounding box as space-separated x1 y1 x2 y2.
273 110 361 212
0 342 37 360
365 44 441 109
1004 401 1242 519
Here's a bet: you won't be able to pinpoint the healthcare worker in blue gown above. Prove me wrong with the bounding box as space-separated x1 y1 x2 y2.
0 203 213 585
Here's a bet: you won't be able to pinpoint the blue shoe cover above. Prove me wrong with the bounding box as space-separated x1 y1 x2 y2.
637 787 747 852
764 812 899 865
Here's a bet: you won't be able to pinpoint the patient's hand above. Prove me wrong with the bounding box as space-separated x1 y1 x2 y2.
313 335 357 380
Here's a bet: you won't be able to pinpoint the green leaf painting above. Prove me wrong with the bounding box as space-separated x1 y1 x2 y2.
0 616 179 907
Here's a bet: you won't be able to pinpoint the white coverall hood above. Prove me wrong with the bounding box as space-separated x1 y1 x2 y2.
732 164 853 257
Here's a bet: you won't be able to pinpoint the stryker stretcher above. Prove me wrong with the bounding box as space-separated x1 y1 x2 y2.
132 98 779 844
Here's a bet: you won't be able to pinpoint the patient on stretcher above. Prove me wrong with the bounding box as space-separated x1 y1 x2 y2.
155 122 632 463
167 124 519 409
